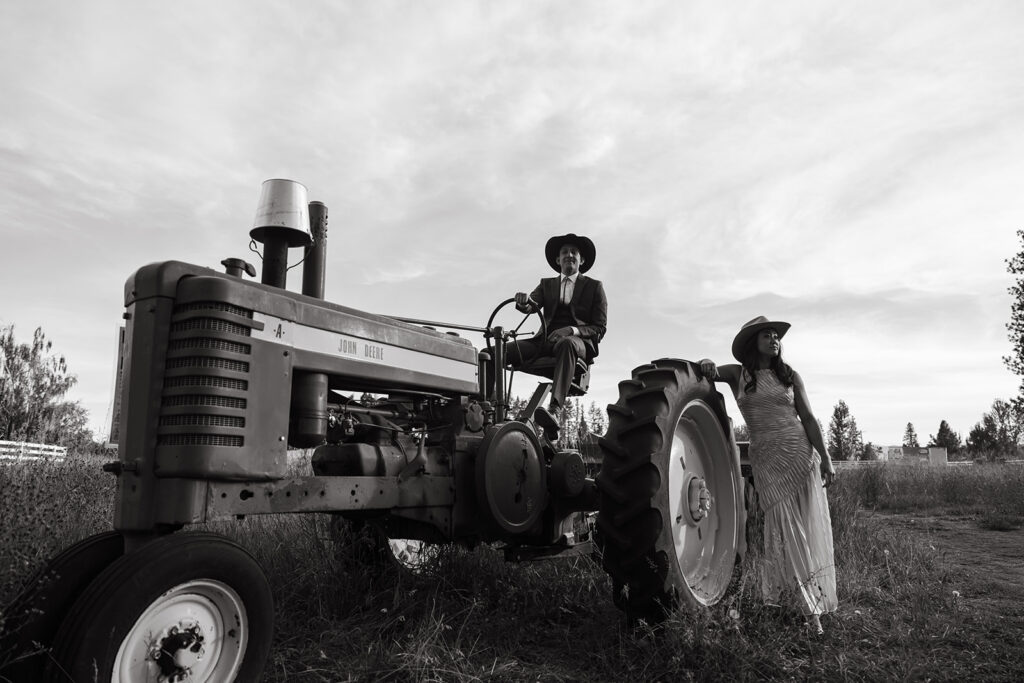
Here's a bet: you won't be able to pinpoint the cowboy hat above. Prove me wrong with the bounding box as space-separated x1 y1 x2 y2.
544 233 596 273
731 316 791 362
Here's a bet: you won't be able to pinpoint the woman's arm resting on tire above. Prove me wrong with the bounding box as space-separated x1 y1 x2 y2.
698 360 741 398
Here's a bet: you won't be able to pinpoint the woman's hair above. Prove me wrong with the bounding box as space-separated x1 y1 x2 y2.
740 331 795 393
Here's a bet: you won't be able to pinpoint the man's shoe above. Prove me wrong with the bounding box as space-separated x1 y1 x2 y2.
534 406 560 441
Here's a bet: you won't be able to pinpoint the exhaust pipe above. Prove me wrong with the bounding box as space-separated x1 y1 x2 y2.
292 197 329 448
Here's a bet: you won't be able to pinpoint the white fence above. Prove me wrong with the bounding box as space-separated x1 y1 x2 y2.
0 440 67 462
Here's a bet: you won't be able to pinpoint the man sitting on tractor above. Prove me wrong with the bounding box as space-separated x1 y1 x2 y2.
512 233 608 418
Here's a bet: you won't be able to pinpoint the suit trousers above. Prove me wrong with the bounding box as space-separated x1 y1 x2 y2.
507 335 588 408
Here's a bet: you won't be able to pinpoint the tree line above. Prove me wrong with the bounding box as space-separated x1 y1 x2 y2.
0 325 96 452
819 228 1024 462
821 399 971 461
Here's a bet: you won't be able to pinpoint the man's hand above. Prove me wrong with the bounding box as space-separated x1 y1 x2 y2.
514 292 536 311
699 359 718 380
547 327 574 343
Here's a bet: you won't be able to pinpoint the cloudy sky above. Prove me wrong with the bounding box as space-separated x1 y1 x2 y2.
2 0 1022 447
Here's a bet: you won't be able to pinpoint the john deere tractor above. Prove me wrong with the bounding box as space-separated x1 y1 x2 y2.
1 180 745 682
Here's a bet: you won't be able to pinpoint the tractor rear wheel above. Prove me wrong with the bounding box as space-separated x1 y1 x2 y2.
328 516 442 575
43 532 273 682
595 358 745 622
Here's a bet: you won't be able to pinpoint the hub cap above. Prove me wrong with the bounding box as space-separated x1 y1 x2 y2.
113 579 246 682
667 400 741 605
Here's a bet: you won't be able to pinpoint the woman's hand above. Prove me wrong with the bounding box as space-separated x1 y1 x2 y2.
820 460 836 488
699 359 718 380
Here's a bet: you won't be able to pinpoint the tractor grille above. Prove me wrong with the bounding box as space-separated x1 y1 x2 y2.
174 301 254 318
162 394 247 410
166 356 250 373
159 414 245 428
157 434 245 447
163 375 248 391
159 300 253 448
168 338 251 355
171 318 252 336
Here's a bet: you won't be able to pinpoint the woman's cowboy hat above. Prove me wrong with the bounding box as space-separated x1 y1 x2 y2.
545 233 596 273
732 316 791 362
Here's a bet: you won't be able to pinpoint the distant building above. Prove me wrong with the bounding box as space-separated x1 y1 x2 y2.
885 446 947 466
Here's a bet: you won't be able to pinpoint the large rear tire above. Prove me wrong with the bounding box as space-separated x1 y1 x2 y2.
43 532 273 682
595 359 745 622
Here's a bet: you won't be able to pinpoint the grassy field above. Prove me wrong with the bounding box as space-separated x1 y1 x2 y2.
2 456 1022 681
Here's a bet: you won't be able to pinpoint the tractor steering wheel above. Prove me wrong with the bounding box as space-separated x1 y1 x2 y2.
485 297 548 368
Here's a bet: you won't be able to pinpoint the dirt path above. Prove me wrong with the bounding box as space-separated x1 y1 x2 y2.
878 513 1024 617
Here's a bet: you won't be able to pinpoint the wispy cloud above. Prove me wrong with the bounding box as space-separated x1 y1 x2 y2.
0 0 1021 442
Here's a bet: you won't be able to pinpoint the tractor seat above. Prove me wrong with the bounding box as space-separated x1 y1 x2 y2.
512 356 592 397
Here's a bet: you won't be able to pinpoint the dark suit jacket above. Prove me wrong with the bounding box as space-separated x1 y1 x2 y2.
517 274 608 358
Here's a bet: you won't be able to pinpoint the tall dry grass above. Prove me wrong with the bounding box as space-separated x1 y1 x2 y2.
0 455 113 605
838 462 1024 528
2 457 1022 681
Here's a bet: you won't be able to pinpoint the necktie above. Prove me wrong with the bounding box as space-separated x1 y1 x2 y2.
561 277 570 304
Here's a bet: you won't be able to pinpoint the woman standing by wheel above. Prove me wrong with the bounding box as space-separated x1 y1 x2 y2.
699 316 837 634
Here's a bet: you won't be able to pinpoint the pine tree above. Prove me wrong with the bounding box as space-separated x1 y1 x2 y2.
585 401 606 436
1005 228 1024 409
861 441 879 461
827 399 860 461
849 416 864 457
966 399 1022 459
903 422 920 448
928 420 962 456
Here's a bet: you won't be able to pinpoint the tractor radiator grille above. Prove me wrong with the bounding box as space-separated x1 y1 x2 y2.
163 375 248 391
168 338 251 355
174 301 254 318
163 394 247 410
160 414 245 428
158 434 245 447
171 318 252 336
159 300 254 449
166 356 250 373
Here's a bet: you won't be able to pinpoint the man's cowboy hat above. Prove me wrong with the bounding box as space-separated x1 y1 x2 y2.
545 233 596 273
732 316 791 362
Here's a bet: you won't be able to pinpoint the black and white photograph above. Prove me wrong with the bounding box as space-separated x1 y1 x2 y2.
1 1 1022 680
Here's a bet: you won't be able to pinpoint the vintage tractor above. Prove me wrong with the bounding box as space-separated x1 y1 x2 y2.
1 180 745 682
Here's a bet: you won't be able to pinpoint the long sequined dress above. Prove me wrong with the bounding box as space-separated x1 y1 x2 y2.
736 368 837 616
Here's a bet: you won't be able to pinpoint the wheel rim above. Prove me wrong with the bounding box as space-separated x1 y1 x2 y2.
112 579 247 682
667 399 741 606
387 539 440 573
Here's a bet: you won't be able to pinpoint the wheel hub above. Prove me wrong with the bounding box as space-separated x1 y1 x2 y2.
151 622 206 681
685 474 712 524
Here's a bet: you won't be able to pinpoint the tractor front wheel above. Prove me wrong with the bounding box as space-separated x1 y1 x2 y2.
595 359 745 622
44 532 273 682
0 531 124 681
